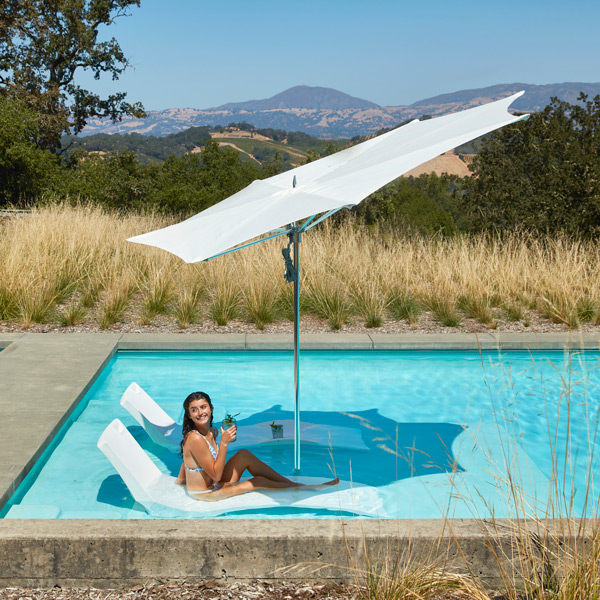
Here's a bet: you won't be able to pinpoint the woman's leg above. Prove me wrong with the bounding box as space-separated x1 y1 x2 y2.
193 475 339 502
220 449 298 485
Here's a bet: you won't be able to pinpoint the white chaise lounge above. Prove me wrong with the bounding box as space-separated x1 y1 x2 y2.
119 382 181 449
120 382 369 452
97 418 384 518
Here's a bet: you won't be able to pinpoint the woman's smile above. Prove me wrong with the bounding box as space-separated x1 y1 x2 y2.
188 399 212 427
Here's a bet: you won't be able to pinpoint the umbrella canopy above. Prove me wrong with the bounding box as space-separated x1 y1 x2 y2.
129 92 526 262
128 91 527 474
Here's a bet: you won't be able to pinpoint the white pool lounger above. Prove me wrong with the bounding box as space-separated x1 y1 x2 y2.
97 419 384 518
120 382 369 452
120 382 181 448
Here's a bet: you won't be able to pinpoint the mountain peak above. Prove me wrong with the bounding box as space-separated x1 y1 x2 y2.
213 85 379 111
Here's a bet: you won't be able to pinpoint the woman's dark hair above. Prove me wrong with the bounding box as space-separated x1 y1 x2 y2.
180 391 213 456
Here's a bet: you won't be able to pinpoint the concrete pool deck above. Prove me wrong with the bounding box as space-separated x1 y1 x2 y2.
0 331 599 587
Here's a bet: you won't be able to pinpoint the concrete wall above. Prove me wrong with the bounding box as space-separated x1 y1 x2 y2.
0 519 520 589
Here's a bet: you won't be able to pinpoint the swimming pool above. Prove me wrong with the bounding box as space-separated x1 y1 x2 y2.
3 349 600 519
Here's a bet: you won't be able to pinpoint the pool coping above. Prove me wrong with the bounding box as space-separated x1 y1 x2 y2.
1 331 599 587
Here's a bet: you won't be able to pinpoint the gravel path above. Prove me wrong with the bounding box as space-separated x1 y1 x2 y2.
0 581 508 599
0 307 596 335
0 581 361 600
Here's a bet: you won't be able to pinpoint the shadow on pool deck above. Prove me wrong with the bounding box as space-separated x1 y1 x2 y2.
97 406 465 514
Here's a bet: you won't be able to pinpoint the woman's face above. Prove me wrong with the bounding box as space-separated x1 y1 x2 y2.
187 398 212 428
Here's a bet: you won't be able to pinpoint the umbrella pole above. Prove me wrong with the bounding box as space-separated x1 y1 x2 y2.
292 224 301 474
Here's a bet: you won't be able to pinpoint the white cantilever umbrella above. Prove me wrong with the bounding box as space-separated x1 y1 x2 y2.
129 91 527 473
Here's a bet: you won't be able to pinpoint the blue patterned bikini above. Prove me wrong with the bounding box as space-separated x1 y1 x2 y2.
184 429 219 472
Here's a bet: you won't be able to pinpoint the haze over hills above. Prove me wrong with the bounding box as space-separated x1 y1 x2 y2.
82 82 600 139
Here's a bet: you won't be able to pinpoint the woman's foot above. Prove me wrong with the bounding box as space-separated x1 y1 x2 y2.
299 477 340 490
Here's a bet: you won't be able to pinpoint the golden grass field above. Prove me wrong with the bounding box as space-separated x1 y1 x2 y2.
1 203 600 333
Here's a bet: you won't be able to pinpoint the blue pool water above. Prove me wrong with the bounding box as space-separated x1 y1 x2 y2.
3 349 600 519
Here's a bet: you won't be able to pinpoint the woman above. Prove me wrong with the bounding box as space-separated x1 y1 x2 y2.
175 391 338 501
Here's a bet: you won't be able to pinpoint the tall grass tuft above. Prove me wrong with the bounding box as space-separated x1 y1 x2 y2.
99 281 135 329
13 282 59 328
351 282 387 328
576 296 599 324
173 268 205 329
139 267 173 324
209 282 241 326
57 302 87 327
237 254 283 330
503 301 525 322
350 543 490 600
387 289 422 324
81 279 103 308
173 288 202 329
457 293 496 326
420 294 462 327
443 348 600 600
244 283 280 330
305 278 351 330
0 286 16 320
360 563 489 600
537 292 580 329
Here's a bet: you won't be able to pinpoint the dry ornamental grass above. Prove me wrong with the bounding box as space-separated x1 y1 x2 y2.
1 204 600 334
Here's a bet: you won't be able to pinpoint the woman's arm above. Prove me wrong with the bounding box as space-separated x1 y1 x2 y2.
212 425 236 481
174 461 186 485
187 427 235 482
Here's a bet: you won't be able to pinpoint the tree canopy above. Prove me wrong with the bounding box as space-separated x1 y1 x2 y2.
0 0 145 151
0 95 59 203
462 94 600 236
349 173 460 235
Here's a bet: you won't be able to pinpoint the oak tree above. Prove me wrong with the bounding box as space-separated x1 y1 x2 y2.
463 94 600 236
0 0 145 151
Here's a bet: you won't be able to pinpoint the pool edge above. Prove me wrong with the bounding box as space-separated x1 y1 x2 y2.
2 517 595 588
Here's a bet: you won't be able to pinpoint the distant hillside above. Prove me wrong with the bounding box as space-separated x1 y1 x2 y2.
215 85 379 111
411 81 600 113
65 125 336 167
82 82 600 139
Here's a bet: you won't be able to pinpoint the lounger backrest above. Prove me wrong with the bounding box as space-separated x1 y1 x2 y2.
120 382 175 429
119 382 181 449
97 418 162 503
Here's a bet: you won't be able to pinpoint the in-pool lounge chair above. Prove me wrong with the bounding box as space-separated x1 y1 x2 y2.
97 419 384 518
120 382 369 452
119 382 181 449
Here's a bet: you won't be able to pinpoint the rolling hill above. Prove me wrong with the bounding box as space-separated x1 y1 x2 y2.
81 82 600 139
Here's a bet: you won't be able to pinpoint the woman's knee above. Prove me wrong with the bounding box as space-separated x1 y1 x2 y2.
234 448 254 461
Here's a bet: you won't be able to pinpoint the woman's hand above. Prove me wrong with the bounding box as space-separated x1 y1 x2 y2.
221 424 237 445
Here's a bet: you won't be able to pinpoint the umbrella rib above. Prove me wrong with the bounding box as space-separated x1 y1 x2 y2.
301 207 350 233
201 228 293 262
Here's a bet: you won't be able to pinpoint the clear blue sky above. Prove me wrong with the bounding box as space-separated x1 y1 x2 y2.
78 0 600 111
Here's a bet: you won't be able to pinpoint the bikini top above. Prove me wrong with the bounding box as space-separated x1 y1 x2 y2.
184 429 219 472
